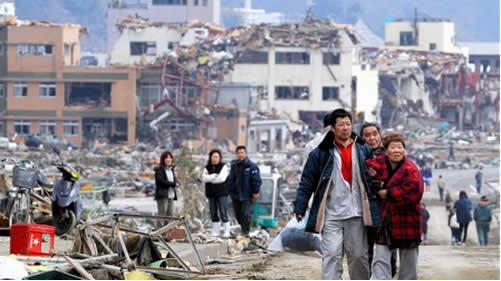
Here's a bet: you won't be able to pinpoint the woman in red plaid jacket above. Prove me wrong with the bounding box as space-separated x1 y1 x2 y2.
366 132 424 280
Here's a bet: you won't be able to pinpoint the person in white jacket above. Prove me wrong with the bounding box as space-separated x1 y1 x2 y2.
201 149 231 237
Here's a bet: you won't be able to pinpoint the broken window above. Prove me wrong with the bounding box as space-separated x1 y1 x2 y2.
65 82 111 107
275 86 309 100
39 83 56 98
323 52 340 65
399 31 414 46
167 119 195 132
168 41 179 50
152 0 187 5
481 60 490 73
64 44 70 56
275 52 310 64
14 120 30 135
63 120 79 136
140 84 162 108
14 82 28 97
130 41 157 56
40 120 56 136
429 43 437 50
322 87 339 100
16 44 53 56
0 83 5 98
166 85 200 108
239 50 268 64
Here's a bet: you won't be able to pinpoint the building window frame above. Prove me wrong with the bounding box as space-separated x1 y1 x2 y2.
16 44 53 56
275 52 310 64
275 86 309 100
140 84 162 108
39 83 56 98
322 52 340 65
399 31 415 46
40 120 56 136
152 0 187 5
130 41 157 56
239 50 268 64
63 120 79 137
14 82 28 97
13 120 31 135
322 87 339 101
0 83 5 98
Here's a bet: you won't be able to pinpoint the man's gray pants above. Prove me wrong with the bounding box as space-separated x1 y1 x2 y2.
371 244 418 280
321 217 369 280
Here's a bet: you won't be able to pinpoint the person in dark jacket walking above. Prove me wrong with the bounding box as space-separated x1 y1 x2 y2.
294 109 380 280
154 151 179 218
201 149 231 238
360 122 397 278
474 196 492 246
475 167 483 194
366 132 424 280
227 145 262 237
454 191 472 244
421 203 430 244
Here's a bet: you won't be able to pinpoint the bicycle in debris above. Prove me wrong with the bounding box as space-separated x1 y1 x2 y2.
1 158 40 227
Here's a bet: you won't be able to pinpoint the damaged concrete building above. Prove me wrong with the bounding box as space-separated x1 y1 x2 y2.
0 17 137 146
106 0 221 53
226 20 360 130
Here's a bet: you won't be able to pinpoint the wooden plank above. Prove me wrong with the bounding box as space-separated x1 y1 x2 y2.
63 256 96 280
116 229 133 268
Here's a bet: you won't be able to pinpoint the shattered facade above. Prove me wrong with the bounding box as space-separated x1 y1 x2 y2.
227 20 359 129
0 17 137 146
106 0 221 52
361 47 500 131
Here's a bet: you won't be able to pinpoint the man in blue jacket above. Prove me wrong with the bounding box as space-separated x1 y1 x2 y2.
228 145 262 237
294 109 380 280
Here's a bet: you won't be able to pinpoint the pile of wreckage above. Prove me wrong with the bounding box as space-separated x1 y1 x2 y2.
361 47 499 131
1 211 272 280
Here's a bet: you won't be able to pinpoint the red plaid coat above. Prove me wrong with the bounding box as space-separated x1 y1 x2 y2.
366 155 424 241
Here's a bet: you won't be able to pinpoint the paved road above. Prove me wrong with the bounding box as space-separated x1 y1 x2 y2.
425 167 499 201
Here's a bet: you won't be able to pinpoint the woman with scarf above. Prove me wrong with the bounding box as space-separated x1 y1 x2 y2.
201 149 231 237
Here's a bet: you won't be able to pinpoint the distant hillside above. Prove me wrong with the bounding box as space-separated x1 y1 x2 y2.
14 0 500 52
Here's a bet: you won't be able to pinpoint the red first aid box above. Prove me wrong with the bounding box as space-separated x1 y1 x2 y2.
10 224 55 256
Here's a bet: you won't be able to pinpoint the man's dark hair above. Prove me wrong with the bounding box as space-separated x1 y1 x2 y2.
323 113 331 128
459 190 468 198
328 108 352 127
359 122 381 136
235 145 247 153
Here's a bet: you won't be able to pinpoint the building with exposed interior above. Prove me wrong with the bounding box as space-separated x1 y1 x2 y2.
0 18 137 146
106 0 221 52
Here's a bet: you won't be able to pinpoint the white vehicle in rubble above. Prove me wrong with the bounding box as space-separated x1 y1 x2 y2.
253 166 293 228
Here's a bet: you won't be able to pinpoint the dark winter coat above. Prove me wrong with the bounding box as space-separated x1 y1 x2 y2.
474 202 492 224
204 162 229 198
454 195 472 224
294 131 381 234
421 208 430 234
227 158 262 201
366 155 424 244
154 165 178 200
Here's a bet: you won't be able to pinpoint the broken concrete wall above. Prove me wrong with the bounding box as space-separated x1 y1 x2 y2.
110 26 182 65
